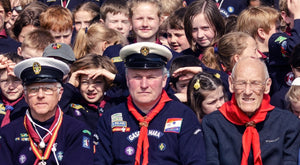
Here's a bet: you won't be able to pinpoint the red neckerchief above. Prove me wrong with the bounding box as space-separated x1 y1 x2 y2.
81 97 108 117
0 29 7 39
1 95 24 127
127 90 171 165
24 107 63 165
286 26 292 36
219 94 274 165
257 50 268 59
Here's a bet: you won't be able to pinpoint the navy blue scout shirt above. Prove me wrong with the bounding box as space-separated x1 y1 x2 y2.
94 98 206 165
202 108 300 165
268 19 300 95
0 113 94 165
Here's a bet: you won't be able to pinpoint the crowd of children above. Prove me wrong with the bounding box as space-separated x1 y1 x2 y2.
0 0 300 164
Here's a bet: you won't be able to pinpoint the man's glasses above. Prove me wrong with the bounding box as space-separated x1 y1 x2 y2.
232 79 267 91
24 84 60 96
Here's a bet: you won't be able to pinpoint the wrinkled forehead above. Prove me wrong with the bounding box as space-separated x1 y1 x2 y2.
233 63 266 81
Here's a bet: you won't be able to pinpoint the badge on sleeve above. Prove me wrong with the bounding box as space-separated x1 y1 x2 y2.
164 118 183 133
82 136 91 149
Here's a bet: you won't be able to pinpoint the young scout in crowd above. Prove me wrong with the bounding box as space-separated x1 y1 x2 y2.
267 0 300 95
202 57 300 165
0 57 94 164
100 0 132 40
0 52 27 128
0 0 20 54
18 28 55 59
39 5 73 46
166 7 190 53
94 42 206 164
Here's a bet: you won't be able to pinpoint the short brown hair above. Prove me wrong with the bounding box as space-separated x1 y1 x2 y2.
21 28 55 51
100 0 129 21
237 6 279 38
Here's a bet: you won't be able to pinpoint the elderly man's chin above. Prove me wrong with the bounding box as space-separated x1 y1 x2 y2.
239 104 261 116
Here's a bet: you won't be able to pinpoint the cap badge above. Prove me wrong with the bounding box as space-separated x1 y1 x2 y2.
52 43 61 49
140 46 149 56
32 62 41 75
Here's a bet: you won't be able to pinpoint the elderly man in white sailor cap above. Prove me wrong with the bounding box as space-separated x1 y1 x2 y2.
95 42 206 165
0 57 94 165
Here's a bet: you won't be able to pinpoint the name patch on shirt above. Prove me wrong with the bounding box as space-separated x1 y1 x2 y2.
164 118 183 133
127 130 164 142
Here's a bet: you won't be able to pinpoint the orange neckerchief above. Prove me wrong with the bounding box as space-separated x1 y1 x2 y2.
219 94 274 165
127 90 171 165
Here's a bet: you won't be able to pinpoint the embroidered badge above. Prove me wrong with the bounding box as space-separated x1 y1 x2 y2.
164 118 183 133
158 143 166 151
112 127 131 132
70 103 84 110
148 130 164 139
227 6 234 13
0 104 5 115
82 136 91 149
111 56 123 63
74 109 82 116
56 151 64 161
140 46 149 56
82 129 91 136
112 121 127 128
32 62 41 75
20 133 29 141
275 36 288 57
285 72 294 86
52 43 61 49
125 146 135 156
111 113 123 122
19 154 27 164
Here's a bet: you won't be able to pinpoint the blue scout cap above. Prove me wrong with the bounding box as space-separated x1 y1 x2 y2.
14 57 70 85
120 42 172 69
43 43 75 64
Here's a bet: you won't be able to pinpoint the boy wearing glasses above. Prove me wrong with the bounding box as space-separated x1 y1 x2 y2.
202 57 300 165
0 57 93 165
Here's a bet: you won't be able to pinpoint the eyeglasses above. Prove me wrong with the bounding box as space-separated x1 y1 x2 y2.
232 79 267 91
25 84 60 96
11 6 22 13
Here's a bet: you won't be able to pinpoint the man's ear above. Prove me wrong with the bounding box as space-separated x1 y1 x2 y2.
228 76 234 93
264 78 272 94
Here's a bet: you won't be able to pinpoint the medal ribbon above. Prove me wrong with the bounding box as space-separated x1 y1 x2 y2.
127 90 171 165
24 108 63 164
